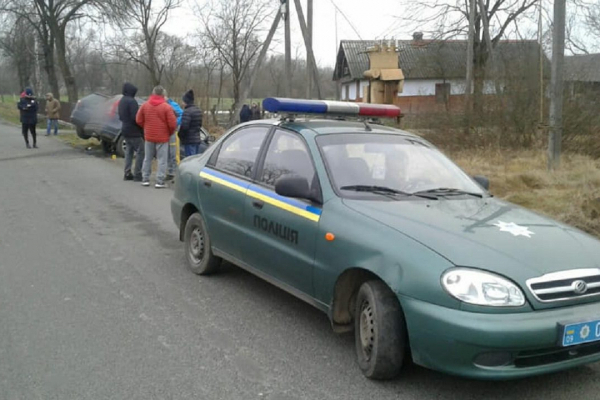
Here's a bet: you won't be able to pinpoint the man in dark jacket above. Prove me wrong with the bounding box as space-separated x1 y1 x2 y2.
118 82 145 181
178 89 204 157
239 104 252 123
17 87 38 148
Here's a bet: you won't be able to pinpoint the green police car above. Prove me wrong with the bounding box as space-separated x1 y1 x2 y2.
171 98 600 380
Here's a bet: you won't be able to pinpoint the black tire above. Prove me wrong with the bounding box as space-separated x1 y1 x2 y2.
76 126 92 139
184 212 221 275
115 135 126 158
354 280 407 380
101 139 112 154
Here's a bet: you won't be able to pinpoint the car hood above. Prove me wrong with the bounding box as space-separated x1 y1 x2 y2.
343 197 600 282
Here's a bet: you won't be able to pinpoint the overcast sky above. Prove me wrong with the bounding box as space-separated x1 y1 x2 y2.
165 0 407 68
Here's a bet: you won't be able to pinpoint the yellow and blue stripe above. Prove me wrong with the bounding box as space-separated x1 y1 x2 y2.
199 168 322 222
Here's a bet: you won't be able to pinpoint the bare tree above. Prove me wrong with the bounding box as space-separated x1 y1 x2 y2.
0 15 36 91
197 0 273 112
109 0 182 87
0 0 62 97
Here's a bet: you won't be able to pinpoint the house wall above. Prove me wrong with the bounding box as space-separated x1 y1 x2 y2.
341 79 497 100
340 80 368 100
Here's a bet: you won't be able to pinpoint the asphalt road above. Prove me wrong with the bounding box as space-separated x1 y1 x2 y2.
0 121 598 400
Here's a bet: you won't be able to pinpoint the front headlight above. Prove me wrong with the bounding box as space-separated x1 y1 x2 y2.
441 268 525 307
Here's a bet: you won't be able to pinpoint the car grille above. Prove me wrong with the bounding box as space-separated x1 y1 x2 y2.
526 268 600 302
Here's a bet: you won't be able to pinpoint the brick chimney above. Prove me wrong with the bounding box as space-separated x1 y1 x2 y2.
413 31 424 42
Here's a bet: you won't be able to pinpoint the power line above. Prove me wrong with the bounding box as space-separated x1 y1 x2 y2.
328 0 363 40
375 18 402 40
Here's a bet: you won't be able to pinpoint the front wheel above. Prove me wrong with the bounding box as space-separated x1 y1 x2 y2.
184 213 221 275
354 280 407 380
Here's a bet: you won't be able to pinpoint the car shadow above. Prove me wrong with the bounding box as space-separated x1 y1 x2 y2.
210 261 600 399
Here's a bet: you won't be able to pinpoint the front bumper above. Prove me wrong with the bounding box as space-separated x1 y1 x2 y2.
171 196 184 233
401 296 600 379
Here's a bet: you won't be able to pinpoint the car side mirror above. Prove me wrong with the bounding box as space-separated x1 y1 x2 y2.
275 176 320 204
473 175 490 191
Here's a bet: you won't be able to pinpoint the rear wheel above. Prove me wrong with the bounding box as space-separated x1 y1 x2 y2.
76 126 91 139
101 139 112 154
354 280 406 380
115 135 126 158
184 213 221 275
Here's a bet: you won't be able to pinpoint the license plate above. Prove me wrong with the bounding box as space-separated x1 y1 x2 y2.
560 319 600 347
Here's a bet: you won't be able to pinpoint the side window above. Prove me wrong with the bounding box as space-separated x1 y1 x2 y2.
260 129 316 187
214 127 268 178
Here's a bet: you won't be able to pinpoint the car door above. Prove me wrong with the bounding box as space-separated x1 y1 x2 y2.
198 126 270 259
240 128 322 295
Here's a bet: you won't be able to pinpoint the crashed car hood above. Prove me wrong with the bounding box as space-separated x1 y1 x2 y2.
343 197 600 283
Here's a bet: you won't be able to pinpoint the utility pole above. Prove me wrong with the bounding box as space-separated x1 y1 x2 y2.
292 0 322 99
465 0 475 101
306 0 313 99
548 0 566 170
539 0 544 124
284 0 292 97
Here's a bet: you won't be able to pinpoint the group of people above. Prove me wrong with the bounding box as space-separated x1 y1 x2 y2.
17 87 62 148
119 83 205 189
239 102 262 123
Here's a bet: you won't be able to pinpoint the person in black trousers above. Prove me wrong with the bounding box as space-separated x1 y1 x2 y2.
17 87 39 148
118 82 145 181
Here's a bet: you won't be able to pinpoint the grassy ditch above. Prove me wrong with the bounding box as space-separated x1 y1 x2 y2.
449 149 600 238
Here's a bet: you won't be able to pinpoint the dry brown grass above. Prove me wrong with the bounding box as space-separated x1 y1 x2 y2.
449 149 600 238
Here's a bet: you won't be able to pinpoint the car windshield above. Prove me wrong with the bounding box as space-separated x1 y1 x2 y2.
317 133 485 198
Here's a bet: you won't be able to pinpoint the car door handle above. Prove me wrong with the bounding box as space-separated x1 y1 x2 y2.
252 200 264 209
203 180 212 187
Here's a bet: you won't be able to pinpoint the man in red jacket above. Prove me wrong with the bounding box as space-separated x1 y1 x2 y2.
136 86 178 188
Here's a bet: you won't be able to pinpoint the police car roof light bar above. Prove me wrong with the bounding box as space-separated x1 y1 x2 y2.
262 97 401 118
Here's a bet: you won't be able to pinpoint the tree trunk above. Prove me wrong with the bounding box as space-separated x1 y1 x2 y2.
40 34 60 98
55 29 78 102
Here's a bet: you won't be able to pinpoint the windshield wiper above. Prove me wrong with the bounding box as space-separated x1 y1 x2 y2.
340 185 438 200
412 188 483 198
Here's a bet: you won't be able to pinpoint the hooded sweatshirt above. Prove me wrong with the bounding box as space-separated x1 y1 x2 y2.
178 89 204 145
135 94 177 143
118 83 143 138
45 93 61 119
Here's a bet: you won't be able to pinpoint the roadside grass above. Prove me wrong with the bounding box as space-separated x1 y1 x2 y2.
449 149 600 238
56 131 102 151
0 99 22 125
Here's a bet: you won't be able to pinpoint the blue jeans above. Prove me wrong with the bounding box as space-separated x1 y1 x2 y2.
184 144 201 157
47 119 58 135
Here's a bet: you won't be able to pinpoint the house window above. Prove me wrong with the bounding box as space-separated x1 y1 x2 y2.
435 83 450 103
345 85 350 101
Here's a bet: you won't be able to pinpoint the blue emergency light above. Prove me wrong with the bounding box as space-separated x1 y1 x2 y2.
262 97 401 118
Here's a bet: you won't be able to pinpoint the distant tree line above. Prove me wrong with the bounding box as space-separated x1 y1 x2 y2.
0 0 337 110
